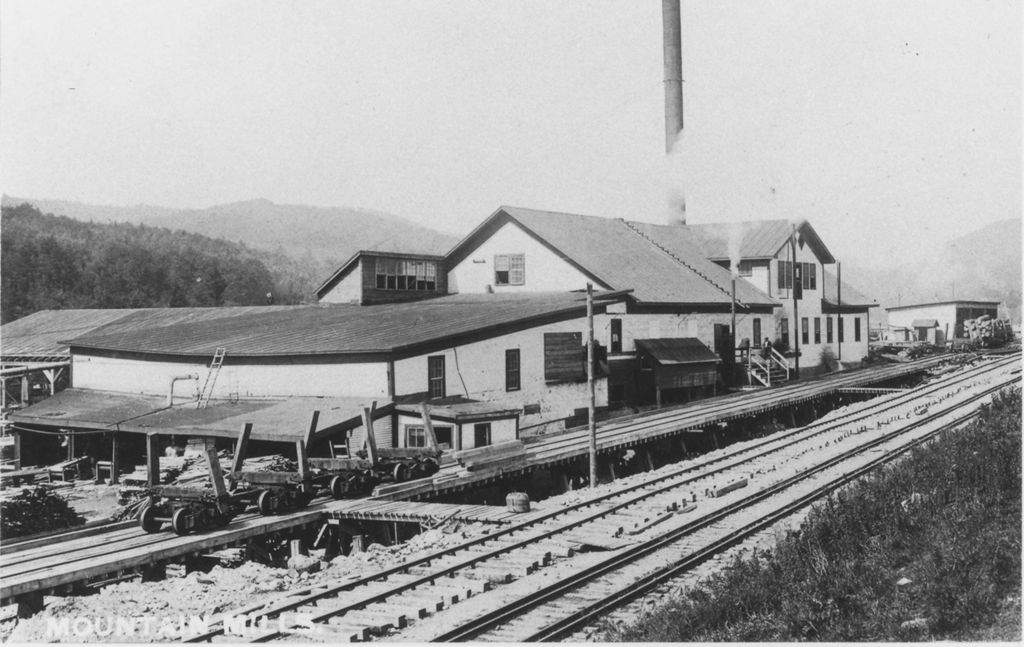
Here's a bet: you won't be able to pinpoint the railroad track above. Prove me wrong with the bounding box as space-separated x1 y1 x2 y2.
174 356 1017 642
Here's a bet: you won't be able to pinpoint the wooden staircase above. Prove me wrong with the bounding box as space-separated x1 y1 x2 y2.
745 347 791 387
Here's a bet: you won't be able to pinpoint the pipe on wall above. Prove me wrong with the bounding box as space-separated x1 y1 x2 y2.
167 374 199 407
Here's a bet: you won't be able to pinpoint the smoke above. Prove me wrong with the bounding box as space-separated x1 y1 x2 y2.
665 130 687 225
727 221 745 276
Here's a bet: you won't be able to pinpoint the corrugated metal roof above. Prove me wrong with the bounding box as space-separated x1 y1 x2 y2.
494 207 777 307
911 319 939 328
10 388 377 442
634 338 720 365
65 292 625 357
821 270 877 307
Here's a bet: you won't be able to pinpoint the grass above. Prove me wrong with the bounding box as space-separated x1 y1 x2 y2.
610 386 1022 642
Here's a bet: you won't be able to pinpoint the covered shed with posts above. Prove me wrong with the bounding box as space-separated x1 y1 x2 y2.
633 338 721 406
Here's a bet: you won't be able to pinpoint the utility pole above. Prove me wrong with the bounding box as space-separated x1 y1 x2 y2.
587 282 597 488
836 261 842 362
791 224 800 380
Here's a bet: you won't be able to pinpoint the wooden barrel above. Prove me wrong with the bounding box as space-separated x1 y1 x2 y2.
506 491 530 513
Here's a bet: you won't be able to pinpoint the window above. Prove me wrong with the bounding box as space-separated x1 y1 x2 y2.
610 319 622 354
854 317 862 342
434 426 453 449
375 258 437 292
738 261 752 277
428 355 446 398
405 425 426 448
814 317 821 344
777 261 816 292
473 423 491 447
801 317 809 345
826 316 834 344
777 261 793 290
752 318 762 347
838 316 845 343
494 254 525 285
505 349 521 391
803 263 817 291
780 318 790 348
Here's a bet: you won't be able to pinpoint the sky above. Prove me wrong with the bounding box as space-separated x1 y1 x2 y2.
1 0 1020 268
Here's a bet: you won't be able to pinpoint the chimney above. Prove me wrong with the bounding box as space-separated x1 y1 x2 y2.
663 0 683 154
663 0 685 226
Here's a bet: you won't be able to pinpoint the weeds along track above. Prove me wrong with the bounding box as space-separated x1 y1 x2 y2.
176 356 1018 642
433 359 1021 643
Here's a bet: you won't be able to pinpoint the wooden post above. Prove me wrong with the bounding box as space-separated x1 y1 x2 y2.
351 534 366 553
110 432 120 485
20 376 29 405
644 449 655 471
586 282 597 489
204 445 228 499
13 432 21 470
231 423 253 475
146 433 160 486
419 402 439 451
361 403 379 464
289 538 306 557
297 411 319 490
66 432 75 462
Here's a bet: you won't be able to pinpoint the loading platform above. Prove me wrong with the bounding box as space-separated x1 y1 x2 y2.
326 499 527 526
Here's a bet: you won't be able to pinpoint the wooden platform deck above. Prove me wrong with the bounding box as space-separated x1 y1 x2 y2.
325 499 530 525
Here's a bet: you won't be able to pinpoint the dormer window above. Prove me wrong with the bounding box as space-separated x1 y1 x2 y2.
494 254 525 286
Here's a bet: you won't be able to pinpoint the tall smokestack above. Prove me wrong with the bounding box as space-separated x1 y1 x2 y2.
663 0 685 225
663 0 683 154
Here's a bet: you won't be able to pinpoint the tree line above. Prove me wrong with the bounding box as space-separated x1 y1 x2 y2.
1 203 309 323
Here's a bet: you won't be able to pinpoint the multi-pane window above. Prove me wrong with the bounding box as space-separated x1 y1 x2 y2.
505 349 521 392
752 318 762 347
427 355 445 398
737 261 752 277
826 316 834 344
406 426 426 448
780 318 790 348
854 317 862 342
814 317 821 344
494 254 525 285
801 317 809 345
777 261 816 292
473 423 492 447
375 259 437 291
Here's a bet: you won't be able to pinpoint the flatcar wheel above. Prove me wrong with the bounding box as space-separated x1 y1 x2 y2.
330 475 349 499
392 462 409 483
139 504 162 533
257 490 275 515
171 508 191 536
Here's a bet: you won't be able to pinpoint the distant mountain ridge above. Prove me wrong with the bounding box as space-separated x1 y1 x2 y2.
1 196 461 269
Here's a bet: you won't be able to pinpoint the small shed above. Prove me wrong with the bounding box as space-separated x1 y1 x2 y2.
634 338 720 406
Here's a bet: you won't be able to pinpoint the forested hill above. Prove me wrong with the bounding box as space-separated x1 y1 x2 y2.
1 203 308 323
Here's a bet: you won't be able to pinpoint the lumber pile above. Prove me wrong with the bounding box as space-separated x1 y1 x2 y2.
964 315 1014 347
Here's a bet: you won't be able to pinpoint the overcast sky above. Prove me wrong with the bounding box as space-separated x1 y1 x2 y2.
2 0 1020 267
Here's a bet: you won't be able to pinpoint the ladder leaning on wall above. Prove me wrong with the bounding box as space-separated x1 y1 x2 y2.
196 347 226 409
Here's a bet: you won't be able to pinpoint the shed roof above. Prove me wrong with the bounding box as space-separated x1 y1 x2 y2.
446 207 777 308
821 270 877 308
682 219 836 264
633 338 720 365
64 292 628 358
911 319 939 328
885 299 1001 311
8 388 371 443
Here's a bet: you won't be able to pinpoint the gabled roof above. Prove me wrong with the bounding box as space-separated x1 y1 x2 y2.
64 292 629 359
821 269 877 308
445 206 777 308
634 338 720 365
683 219 836 264
315 250 446 299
